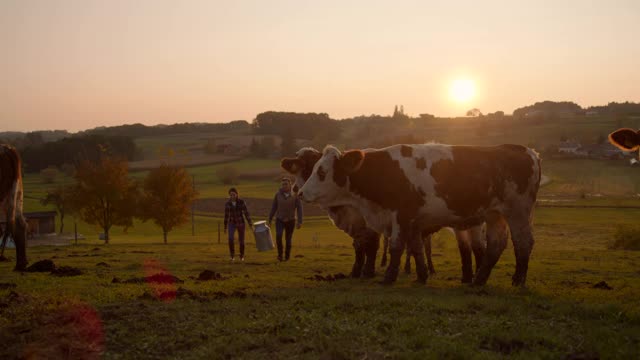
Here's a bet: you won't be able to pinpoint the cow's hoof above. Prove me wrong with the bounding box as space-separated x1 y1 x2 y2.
362 271 375 279
413 278 427 285
350 271 362 279
461 276 473 284
382 272 398 285
429 269 436 275
511 274 527 287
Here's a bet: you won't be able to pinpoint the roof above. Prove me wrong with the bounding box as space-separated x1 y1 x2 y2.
24 211 57 219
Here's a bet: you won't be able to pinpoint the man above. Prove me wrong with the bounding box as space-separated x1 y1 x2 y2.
268 177 303 261
223 187 252 262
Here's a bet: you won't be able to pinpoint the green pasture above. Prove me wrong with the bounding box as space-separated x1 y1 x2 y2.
1 206 639 358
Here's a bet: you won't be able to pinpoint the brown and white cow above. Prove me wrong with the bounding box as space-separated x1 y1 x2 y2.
298 144 540 286
282 147 487 283
0 144 28 270
608 128 640 155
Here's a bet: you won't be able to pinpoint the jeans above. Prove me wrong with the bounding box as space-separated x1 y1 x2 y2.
228 222 245 258
275 219 295 259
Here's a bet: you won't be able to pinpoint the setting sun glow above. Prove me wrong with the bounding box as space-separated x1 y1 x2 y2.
450 79 476 103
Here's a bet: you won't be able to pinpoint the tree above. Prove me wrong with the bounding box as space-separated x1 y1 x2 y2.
280 127 297 158
249 137 260 156
466 108 483 117
72 156 137 244
41 185 75 234
257 136 277 158
139 165 198 244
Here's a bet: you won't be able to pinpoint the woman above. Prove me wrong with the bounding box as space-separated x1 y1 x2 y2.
223 187 252 261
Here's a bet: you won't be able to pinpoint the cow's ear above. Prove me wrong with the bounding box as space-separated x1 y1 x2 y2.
608 128 640 151
281 158 304 174
338 150 365 174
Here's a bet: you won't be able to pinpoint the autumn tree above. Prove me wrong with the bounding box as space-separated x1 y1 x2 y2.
72 156 137 244
41 185 75 234
139 165 198 244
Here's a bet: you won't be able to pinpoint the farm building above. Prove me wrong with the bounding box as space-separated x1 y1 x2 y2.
0 211 57 239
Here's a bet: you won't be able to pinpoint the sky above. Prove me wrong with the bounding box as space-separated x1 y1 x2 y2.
1 0 639 132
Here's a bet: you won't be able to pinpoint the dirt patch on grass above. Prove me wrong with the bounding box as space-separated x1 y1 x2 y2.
112 273 184 284
480 337 527 355
25 259 56 272
305 273 348 282
592 281 613 290
195 270 228 281
52 266 84 277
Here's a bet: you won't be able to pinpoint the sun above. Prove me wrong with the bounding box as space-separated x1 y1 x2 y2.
450 78 476 103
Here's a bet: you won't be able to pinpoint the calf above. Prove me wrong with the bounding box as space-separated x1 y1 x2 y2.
298 144 540 286
0 144 28 270
282 147 487 283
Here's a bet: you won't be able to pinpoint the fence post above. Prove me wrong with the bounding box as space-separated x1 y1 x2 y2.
191 175 195 236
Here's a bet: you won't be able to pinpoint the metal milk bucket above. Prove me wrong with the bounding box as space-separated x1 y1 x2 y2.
253 221 274 251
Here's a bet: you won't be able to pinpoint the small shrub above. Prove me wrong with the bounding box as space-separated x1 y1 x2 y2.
610 225 640 250
217 165 239 185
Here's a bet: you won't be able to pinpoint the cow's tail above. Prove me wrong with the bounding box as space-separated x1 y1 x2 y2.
528 148 542 226
4 146 23 238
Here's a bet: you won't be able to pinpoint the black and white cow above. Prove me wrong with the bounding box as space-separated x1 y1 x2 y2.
0 144 28 270
298 144 541 286
282 147 487 282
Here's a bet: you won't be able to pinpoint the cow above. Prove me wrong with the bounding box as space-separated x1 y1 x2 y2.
608 128 640 154
298 143 540 286
0 144 28 270
381 225 486 278
281 147 487 283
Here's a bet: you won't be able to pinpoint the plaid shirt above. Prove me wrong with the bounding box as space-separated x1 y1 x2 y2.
224 199 252 230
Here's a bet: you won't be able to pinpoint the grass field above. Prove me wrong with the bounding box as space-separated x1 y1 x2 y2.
1 205 639 359
8 152 640 358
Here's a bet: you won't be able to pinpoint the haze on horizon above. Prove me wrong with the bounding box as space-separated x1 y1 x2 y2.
1 0 639 132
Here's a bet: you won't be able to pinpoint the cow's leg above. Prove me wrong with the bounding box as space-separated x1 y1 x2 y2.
382 225 404 285
506 213 534 287
469 225 487 274
455 229 474 283
13 214 27 271
380 236 389 267
351 237 365 278
408 222 428 284
382 240 402 285
424 232 436 275
473 213 508 286
362 231 379 278
404 242 412 274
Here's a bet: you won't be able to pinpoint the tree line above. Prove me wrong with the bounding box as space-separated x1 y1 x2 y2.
43 154 197 244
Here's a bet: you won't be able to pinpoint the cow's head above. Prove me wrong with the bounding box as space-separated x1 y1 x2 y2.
609 128 640 152
298 145 365 206
280 148 323 190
